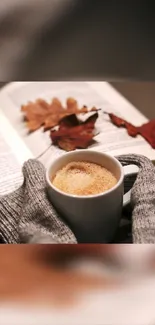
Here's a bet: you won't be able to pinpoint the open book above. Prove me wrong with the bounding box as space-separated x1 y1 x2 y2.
0 81 154 196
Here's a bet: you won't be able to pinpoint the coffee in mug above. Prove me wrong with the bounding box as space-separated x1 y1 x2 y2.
51 161 117 196
46 150 138 243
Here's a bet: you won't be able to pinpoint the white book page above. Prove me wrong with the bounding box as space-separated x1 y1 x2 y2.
0 110 33 195
0 81 154 168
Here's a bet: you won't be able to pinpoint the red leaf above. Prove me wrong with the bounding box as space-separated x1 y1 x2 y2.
59 114 80 130
138 120 155 149
50 113 98 151
108 113 139 137
107 112 155 149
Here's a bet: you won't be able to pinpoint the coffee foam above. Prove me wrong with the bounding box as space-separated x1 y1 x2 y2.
52 161 117 196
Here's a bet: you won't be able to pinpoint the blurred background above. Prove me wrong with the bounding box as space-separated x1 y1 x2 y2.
0 0 155 80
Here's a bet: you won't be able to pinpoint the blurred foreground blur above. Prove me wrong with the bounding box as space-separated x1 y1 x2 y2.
0 245 115 307
1 245 155 325
0 244 155 306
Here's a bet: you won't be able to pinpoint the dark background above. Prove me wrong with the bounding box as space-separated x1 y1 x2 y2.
1 0 155 119
20 0 155 81
0 0 155 80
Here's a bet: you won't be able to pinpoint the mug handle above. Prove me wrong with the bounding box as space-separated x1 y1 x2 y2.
123 165 139 207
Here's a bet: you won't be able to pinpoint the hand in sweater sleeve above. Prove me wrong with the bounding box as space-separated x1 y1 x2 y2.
118 154 155 243
0 159 77 243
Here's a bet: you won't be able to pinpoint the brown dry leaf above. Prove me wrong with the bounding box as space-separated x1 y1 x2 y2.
50 112 98 151
21 97 98 132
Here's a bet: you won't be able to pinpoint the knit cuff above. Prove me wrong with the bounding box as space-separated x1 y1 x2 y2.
0 188 24 243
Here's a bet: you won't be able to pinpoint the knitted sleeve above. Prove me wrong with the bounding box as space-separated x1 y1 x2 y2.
0 159 77 244
117 154 155 243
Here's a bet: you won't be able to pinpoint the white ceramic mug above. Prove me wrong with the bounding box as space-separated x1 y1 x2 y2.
46 150 138 243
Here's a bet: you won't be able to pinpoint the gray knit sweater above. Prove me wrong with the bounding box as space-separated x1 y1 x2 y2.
0 154 155 243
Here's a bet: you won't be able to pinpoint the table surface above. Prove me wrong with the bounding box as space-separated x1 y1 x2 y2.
111 82 155 120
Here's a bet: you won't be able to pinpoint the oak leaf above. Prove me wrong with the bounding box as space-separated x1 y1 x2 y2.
21 97 97 132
